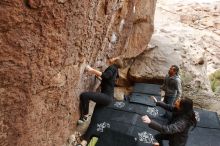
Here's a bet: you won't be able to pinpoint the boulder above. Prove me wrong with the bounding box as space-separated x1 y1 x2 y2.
114 87 133 101
128 34 182 83
0 0 157 145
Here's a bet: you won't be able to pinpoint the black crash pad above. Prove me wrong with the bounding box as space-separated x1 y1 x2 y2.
133 83 161 96
95 126 161 146
86 103 220 146
106 100 166 119
96 129 138 146
86 105 162 145
186 127 220 146
92 106 139 125
129 93 160 107
194 108 220 129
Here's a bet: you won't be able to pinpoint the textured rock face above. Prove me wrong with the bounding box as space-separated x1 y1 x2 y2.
0 0 156 146
128 35 182 83
122 0 156 58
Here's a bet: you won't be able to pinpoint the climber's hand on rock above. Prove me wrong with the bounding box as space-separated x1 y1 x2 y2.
85 65 93 72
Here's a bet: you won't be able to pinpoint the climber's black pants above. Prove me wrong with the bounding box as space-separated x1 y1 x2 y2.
79 92 113 119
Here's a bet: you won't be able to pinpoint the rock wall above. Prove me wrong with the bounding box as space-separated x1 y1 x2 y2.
0 0 156 145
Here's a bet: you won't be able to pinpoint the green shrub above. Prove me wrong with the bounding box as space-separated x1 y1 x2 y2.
209 69 220 92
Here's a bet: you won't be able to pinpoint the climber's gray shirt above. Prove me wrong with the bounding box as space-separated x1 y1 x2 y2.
161 75 182 98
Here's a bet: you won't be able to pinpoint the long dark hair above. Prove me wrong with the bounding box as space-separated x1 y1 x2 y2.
179 98 197 128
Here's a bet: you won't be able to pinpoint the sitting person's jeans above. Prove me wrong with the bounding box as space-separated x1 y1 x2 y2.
164 96 176 105
162 96 176 119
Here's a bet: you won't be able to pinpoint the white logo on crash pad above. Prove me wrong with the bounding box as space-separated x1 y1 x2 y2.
147 107 158 117
114 101 125 108
194 111 200 122
138 131 155 144
97 122 110 132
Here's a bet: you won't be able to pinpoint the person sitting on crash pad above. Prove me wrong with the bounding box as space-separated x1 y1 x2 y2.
142 96 197 146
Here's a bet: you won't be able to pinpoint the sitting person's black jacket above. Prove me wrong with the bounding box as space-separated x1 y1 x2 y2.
149 101 195 146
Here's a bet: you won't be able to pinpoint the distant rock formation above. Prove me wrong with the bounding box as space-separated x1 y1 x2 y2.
0 0 156 145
